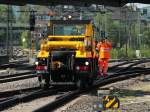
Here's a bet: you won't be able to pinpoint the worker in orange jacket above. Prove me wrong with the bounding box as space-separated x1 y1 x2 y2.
97 38 112 79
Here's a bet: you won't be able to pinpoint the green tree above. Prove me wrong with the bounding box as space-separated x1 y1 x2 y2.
0 5 15 44
143 30 150 47
0 5 8 22
17 5 30 23
21 31 29 48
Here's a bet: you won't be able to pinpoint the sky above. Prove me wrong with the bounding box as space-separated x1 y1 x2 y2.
129 3 150 8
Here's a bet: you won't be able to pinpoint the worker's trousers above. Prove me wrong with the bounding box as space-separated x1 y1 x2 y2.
98 58 109 77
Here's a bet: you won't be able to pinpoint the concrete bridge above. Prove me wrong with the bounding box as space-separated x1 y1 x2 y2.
0 0 150 7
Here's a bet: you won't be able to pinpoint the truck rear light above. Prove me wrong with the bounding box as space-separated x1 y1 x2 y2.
76 66 80 70
80 66 89 71
76 66 89 71
36 66 47 70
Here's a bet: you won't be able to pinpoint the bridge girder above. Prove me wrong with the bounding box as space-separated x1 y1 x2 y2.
0 0 149 7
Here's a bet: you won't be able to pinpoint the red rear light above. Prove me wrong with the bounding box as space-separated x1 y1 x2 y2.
76 66 89 71
36 66 47 70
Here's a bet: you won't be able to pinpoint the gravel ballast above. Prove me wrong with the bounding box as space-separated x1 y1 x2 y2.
55 75 150 112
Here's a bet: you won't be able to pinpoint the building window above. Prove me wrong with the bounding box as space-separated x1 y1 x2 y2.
143 9 147 15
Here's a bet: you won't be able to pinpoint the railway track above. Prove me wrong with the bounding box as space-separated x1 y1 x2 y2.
109 58 150 63
0 72 37 83
0 58 148 84
115 60 150 73
0 64 34 71
0 87 41 98
0 71 35 79
0 86 76 111
0 67 147 98
0 59 148 85
33 68 150 112
0 58 35 72
109 60 134 70
0 59 29 68
0 59 149 111
109 59 150 73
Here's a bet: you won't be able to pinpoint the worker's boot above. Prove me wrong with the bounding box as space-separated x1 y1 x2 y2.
103 60 108 78
97 71 101 80
103 73 107 78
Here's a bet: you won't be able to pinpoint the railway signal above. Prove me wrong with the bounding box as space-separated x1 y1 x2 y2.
30 11 36 31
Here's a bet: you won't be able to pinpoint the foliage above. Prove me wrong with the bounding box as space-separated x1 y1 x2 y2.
0 5 8 22
94 9 150 59
94 12 127 48
17 5 30 23
142 29 150 47
0 5 16 44
108 21 127 48
21 31 29 48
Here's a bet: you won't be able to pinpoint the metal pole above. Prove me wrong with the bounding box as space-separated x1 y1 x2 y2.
6 5 10 58
139 11 141 49
119 7 121 48
125 8 128 57
80 7 83 20
104 7 107 36
10 5 13 58
6 5 13 59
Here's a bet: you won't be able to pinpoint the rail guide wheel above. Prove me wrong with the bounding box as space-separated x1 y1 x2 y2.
76 78 89 89
76 79 83 89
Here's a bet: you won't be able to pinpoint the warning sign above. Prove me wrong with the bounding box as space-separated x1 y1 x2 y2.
102 95 120 110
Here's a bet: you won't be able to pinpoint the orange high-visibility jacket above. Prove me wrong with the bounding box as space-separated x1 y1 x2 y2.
97 42 112 59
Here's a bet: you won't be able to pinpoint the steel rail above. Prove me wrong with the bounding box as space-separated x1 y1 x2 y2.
0 73 36 84
0 71 35 79
109 58 150 63
0 87 60 111
0 60 28 68
110 59 150 71
115 60 150 73
109 61 134 70
108 58 150 73
0 87 41 98
0 86 76 111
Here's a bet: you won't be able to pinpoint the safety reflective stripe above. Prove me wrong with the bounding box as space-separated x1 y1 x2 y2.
100 47 110 52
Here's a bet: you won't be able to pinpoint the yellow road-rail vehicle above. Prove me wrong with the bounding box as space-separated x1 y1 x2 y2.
35 20 98 88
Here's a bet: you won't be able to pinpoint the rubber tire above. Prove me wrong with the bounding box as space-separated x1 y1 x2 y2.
67 55 74 70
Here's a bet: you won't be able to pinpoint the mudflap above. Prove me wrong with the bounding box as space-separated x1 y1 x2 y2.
88 77 94 86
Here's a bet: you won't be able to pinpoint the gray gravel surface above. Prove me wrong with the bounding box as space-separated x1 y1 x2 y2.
55 75 150 112
0 77 39 92
0 69 30 76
